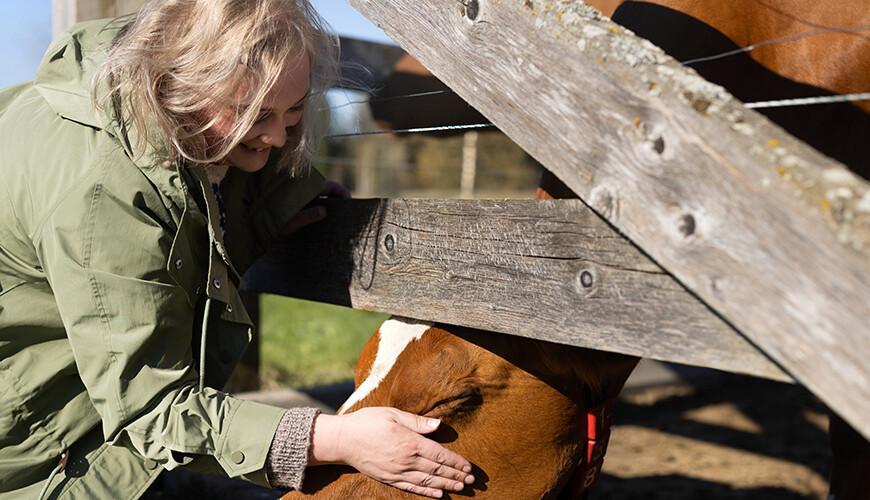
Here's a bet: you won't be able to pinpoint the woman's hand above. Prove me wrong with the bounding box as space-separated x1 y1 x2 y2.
277 180 350 237
318 180 351 199
310 408 475 498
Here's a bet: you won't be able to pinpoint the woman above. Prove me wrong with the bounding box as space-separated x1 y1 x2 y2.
0 1 474 498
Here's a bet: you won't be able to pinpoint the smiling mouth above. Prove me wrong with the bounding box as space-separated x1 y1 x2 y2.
242 144 269 153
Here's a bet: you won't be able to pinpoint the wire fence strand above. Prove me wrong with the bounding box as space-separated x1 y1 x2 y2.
327 123 495 138
680 24 870 65
745 93 870 109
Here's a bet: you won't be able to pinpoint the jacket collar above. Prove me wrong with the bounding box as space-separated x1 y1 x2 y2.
34 18 122 133
33 18 194 214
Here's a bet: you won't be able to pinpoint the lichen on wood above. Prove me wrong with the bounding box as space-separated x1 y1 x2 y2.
530 0 869 252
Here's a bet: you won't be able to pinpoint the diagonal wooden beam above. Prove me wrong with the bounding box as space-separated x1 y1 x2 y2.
245 198 789 382
346 0 870 437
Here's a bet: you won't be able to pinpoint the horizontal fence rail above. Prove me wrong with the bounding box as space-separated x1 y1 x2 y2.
245 198 789 382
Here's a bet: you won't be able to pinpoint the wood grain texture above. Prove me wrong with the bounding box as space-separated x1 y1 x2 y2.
245 198 789 382
347 0 870 436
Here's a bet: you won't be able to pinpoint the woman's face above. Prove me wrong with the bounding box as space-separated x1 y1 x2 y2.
213 54 311 173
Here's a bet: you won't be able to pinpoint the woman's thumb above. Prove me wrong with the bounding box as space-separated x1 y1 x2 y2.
394 409 440 434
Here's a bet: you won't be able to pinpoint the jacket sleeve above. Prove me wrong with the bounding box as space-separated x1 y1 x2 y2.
34 164 286 486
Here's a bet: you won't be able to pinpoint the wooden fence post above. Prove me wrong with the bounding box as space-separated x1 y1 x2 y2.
53 0 145 36
460 131 479 198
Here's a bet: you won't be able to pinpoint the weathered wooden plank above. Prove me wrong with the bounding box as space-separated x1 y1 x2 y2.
245 198 790 382
346 0 870 436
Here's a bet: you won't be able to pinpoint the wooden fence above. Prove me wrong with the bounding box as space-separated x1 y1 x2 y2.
56 0 870 439
270 0 870 438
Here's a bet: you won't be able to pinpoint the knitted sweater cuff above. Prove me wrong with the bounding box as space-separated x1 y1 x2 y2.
265 407 321 490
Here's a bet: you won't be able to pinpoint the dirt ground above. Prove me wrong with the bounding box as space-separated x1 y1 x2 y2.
595 374 832 499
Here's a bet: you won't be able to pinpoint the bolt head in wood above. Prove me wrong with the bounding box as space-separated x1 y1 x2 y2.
679 213 696 237
575 268 597 295
465 0 479 20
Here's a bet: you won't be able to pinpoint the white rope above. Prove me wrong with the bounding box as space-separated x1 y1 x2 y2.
745 92 870 109
36 463 62 500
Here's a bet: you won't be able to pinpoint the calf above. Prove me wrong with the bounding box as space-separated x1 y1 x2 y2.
284 320 637 498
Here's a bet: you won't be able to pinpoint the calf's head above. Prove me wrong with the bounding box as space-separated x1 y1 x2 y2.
285 318 637 499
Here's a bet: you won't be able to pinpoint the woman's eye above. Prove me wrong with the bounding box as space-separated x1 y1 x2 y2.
288 104 304 114
254 111 271 123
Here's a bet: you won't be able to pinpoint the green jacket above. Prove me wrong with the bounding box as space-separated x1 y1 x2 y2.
0 19 324 498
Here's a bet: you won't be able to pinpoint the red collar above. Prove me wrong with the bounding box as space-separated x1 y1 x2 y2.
564 399 615 498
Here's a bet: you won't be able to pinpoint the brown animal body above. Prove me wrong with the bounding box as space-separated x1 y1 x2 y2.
630 0 870 107
287 1 868 498
613 0 869 174
284 321 636 499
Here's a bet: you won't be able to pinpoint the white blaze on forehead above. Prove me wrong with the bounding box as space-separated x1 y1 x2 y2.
338 318 432 414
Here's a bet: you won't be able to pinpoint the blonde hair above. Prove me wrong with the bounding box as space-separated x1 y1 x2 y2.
96 0 339 175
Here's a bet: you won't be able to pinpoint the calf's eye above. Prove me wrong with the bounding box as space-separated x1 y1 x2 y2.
428 388 482 417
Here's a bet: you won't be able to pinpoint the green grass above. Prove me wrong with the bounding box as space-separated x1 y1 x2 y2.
259 294 389 388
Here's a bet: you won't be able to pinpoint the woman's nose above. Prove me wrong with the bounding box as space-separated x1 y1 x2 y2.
262 120 287 148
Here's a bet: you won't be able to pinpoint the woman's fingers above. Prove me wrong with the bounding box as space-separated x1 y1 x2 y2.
404 468 469 492
277 205 326 237
321 180 351 199
389 408 474 480
418 458 476 485
412 433 473 475
390 408 442 434
275 179 350 240
391 481 444 499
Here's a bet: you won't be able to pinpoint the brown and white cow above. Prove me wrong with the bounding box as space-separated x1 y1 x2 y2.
284 319 637 499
